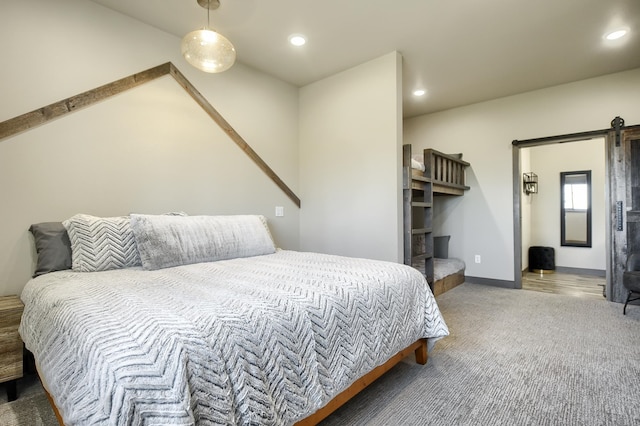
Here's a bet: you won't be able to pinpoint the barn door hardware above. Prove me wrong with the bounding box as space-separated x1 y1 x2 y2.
611 116 625 147
616 201 624 231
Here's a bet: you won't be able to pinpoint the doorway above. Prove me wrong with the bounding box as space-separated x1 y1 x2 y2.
517 139 606 298
513 123 640 303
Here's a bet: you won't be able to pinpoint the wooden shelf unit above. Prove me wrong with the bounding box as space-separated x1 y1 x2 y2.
403 145 435 285
403 145 470 289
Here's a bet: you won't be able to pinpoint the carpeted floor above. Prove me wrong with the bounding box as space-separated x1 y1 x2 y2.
0 375 58 426
1 282 639 425
321 282 640 425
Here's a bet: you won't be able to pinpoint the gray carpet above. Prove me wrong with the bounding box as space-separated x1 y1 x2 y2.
0 375 57 426
1 282 639 425
321 283 640 425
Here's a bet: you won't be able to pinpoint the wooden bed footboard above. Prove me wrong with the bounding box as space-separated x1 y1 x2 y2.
43 385 64 426
295 338 427 425
43 339 428 426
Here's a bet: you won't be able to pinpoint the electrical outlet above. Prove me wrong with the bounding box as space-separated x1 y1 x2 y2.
475 255 481 264
275 206 284 217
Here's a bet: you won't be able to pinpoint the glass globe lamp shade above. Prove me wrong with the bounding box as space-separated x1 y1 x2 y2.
181 28 236 73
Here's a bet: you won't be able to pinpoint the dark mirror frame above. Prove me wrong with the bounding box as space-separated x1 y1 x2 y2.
560 170 592 247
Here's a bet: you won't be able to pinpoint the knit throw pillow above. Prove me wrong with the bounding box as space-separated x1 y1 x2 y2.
63 214 141 272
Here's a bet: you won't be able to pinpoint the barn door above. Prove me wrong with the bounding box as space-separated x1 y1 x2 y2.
608 124 640 302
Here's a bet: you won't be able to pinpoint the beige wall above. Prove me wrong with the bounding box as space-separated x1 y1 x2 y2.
3 0 639 293
299 52 403 262
526 139 606 270
0 0 300 296
405 68 640 282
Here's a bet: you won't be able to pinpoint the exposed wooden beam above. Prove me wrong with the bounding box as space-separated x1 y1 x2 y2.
0 62 301 208
169 64 300 207
0 63 171 140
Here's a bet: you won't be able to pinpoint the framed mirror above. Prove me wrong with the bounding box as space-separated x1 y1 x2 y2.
560 170 592 247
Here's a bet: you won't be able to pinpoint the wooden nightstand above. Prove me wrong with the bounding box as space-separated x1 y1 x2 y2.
0 295 24 401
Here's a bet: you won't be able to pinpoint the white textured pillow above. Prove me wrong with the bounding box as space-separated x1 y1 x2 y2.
63 214 141 272
130 214 276 270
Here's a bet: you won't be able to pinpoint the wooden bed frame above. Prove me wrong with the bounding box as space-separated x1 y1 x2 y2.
42 338 428 426
432 270 465 297
410 150 470 196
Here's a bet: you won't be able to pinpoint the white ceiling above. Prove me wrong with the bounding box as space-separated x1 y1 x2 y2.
91 0 640 118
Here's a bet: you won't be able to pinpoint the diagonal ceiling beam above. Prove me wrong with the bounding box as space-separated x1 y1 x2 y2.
0 63 171 139
0 62 301 207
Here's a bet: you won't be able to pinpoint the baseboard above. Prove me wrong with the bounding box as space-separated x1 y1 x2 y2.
554 266 606 277
465 276 516 289
522 266 606 277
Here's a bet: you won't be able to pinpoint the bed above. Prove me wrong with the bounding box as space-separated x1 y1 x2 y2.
19 213 449 425
411 256 466 297
433 258 466 296
410 151 469 195
403 144 470 294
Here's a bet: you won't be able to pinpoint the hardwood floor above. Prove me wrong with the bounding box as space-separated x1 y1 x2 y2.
521 271 605 300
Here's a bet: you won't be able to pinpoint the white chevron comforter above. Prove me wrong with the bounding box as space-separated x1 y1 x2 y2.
19 250 448 425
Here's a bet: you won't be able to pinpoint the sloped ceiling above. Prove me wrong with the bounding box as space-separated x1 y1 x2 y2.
90 0 640 118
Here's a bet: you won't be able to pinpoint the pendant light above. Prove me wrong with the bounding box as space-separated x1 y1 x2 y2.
181 0 236 73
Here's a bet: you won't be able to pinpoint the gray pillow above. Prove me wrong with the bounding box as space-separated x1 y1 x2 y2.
131 214 276 270
29 222 72 277
63 214 141 272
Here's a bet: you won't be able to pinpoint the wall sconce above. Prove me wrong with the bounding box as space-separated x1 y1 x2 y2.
523 172 538 195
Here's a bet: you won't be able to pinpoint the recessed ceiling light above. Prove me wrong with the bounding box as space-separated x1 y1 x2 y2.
605 29 628 40
288 34 307 47
413 89 426 97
